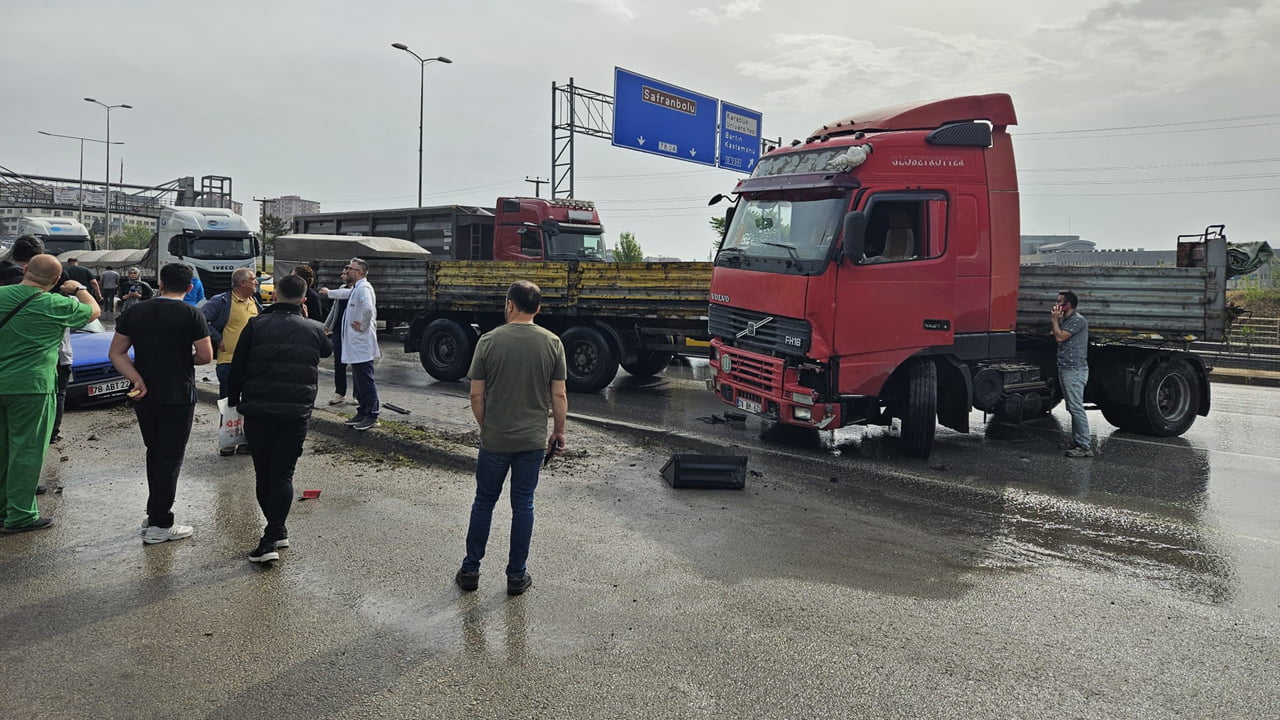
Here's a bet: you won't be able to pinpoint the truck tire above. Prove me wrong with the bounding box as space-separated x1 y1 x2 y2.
1100 403 1144 433
1136 358 1200 436
901 358 937 459
561 326 619 393
419 319 476 382
621 350 674 378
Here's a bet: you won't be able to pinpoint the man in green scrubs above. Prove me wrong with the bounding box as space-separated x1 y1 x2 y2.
0 254 99 533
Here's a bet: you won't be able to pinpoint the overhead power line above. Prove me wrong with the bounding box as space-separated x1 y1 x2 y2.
1017 112 1280 136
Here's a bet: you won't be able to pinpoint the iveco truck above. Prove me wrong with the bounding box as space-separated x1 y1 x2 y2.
146 205 259 295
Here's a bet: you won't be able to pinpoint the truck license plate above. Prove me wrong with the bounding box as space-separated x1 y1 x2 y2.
88 378 131 397
736 397 761 414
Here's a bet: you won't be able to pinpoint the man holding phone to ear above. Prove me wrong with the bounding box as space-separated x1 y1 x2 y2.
1052 290 1092 458
455 280 567 596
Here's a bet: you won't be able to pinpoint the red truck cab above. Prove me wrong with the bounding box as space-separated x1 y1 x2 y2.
709 94 1020 446
492 196 607 261
291 197 606 262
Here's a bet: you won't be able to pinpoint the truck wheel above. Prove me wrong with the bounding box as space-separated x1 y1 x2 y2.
1100 403 1144 433
621 350 674 378
561 326 618 393
1137 358 1200 436
419 319 476 382
901 358 937 459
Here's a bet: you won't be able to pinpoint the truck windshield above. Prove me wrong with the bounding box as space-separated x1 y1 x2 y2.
44 238 91 255
186 234 255 260
720 190 846 263
549 232 605 260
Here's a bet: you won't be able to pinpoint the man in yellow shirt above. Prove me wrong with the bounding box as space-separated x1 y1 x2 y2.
202 268 263 399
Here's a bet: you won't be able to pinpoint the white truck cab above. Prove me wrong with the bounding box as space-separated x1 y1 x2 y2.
17 216 95 255
158 206 258 295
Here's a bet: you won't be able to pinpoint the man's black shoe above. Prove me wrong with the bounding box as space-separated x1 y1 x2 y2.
343 414 365 426
455 568 479 592
248 538 280 563
507 572 533 596
35 484 47 496
2 517 54 534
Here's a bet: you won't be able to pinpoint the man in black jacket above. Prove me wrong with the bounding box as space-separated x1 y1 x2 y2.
227 274 332 563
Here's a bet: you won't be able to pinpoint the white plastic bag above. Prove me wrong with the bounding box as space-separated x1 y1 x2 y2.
217 398 244 452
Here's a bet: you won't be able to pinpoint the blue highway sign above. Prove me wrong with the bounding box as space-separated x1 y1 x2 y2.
718 102 763 174
612 67 718 167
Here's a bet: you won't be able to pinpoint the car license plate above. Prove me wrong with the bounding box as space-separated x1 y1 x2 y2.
88 378 131 397
736 397 761 414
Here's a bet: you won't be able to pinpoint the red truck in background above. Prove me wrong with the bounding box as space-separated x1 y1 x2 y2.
293 196 606 262
707 94 1245 458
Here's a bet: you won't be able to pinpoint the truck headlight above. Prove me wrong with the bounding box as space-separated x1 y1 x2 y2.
793 406 812 421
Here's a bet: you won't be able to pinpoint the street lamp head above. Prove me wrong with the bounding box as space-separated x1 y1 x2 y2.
121 104 133 109
84 97 96 103
391 42 409 50
436 56 453 63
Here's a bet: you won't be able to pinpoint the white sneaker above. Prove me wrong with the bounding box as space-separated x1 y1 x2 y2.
346 396 359 405
143 524 194 544
327 394 346 405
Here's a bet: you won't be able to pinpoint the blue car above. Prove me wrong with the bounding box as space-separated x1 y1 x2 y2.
67 320 132 408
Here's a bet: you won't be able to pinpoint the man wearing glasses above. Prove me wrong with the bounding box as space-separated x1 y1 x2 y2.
319 258 380 431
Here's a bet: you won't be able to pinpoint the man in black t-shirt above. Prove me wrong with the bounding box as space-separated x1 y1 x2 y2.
109 263 214 545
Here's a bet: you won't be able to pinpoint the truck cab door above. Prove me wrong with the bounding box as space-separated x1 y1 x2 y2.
833 193 955 396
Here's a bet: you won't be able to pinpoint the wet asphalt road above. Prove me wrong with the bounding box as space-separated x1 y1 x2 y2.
2 336 1278 719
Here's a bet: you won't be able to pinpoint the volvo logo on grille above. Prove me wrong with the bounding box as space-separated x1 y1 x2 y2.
736 316 774 338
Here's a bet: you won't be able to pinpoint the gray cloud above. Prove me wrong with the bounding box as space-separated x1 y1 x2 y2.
691 0 764 23
1085 0 1264 25
565 0 637 21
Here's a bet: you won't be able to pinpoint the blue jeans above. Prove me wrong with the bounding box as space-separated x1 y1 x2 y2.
351 361 378 418
216 363 232 399
462 448 543 577
1060 366 1090 449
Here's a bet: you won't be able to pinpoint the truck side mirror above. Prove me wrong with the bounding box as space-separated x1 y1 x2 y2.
252 237 261 256
540 219 561 237
841 211 868 264
168 236 187 258
722 206 736 237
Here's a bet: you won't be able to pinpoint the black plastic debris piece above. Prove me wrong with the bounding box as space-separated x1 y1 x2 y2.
660 454 747 489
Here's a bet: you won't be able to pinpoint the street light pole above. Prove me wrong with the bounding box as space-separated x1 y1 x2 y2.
84 98 132 248
37 131 124 225
391 43 452 207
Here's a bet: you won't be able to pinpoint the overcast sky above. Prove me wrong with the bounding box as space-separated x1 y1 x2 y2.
3 0 1277 259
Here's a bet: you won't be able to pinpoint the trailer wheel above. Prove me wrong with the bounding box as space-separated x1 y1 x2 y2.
1100 403 1144 433
419 319 476 382
621 350 674 378
1137 358 1200 436
901 358 937 459
561 326 619 393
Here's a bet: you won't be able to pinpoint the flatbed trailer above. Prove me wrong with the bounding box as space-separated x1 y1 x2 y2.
295 248 713 393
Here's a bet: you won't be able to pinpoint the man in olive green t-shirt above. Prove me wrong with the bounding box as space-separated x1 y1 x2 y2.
0 255 100 533
456 280 567 596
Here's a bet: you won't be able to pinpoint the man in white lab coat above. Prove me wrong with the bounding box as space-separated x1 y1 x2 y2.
319 257 380 431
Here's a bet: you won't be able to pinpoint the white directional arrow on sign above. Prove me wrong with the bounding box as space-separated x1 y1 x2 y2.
690 148 697 157
638 136 646 145
748 159 756 168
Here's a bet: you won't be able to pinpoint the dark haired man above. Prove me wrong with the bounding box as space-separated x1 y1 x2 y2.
227 274 332 563
0 235 45 286
455 280 567 595
1052 290 1092 458
110 263 214 543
